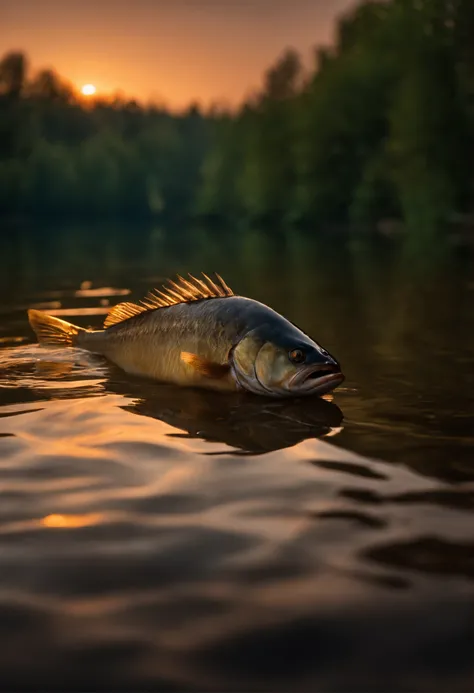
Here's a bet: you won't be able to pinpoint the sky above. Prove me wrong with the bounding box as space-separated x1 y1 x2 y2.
2 0 355 109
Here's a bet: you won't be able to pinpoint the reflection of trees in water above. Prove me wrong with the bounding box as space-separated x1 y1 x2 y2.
338 235 474 480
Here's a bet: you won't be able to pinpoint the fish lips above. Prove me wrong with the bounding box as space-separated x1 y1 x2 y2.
288 364 345 395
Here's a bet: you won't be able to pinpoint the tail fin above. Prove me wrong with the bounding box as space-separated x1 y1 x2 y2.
28 309 86 348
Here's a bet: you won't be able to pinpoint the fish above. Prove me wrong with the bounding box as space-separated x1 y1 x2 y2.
27 273 345 398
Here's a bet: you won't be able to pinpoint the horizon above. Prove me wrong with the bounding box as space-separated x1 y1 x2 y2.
2 0 355 108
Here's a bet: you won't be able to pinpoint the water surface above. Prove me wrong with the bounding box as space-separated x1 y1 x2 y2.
0 223 473 691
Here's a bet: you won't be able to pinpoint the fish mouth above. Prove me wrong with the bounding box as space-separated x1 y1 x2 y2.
289 364 345 395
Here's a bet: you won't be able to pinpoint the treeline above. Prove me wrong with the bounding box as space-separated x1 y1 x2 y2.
198 0 474 231
1 0 474 231
0 55 212 220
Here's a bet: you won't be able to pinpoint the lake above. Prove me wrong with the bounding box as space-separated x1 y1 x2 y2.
0 221 473 691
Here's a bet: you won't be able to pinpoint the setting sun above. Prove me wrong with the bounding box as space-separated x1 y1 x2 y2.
81 83 96 96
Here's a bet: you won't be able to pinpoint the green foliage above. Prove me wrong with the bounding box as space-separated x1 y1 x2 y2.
1 0 474 236
197 0 474 234
24 140 78 214
0 52 211 220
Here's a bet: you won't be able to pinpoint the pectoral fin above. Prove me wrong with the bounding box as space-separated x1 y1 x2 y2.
181 352 230 379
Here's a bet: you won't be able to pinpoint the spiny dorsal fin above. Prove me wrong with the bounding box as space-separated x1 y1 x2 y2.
104 273 234 328
103 301 147 328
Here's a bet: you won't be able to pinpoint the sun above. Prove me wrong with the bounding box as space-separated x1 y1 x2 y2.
81 84 96 97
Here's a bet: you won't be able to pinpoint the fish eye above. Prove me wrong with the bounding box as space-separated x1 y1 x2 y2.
289 348 306 364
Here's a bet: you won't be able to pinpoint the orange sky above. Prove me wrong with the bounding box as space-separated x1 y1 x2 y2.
2 0 355 108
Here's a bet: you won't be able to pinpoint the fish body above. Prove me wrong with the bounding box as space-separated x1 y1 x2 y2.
28 273 344 398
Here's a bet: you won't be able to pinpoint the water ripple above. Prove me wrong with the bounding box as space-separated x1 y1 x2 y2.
0 247 473 691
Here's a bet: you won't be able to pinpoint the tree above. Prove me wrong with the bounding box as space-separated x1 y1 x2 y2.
0 51 28 98
27 69 73 102
262 49 303 101
2 1 474 229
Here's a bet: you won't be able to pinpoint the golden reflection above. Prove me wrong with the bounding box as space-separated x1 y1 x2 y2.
41 513 103 528
323 426 344 438
35 361 75 379
0 337 27 344
47 307 110 317
74 287 130 298
30 301 62 310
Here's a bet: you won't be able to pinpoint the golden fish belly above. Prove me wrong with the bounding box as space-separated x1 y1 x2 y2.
100 330 238 392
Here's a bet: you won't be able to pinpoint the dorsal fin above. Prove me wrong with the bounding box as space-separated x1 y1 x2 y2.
104 273 234 328
103 302 146 328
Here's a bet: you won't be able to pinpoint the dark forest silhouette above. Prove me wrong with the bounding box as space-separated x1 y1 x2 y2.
1 0 474 234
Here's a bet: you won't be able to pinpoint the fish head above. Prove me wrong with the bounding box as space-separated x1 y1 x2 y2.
231 326 344 397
